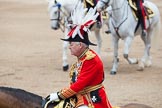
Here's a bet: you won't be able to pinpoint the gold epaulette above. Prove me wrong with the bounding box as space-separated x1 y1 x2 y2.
85 50 96 60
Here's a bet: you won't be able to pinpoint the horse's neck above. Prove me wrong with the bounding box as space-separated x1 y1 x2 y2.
111 0 128 22
63 5 74 14
59 0 79 11
60 0 79 16
0 87 43 108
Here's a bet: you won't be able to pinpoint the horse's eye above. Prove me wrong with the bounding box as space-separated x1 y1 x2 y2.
54 11 57 14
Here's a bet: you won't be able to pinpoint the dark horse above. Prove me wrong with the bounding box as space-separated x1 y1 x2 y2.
0 87 153 108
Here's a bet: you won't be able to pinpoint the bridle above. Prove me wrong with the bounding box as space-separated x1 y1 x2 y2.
99 0 110 9
50 3 64 32
50 0 71 32
109 0 129 38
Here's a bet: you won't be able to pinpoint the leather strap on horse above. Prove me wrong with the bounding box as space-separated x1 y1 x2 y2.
79 84 103 95
111 1 129 38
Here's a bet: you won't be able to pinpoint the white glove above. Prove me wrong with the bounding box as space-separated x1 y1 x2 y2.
49 92 59 102
78 105 89 108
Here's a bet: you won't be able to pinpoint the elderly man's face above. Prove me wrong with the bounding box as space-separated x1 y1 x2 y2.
69 42 82 57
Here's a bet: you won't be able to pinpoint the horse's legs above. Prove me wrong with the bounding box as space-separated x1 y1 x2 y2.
110 36 119 75
62 41 69 71
62 29 69 71
94 29 102 55
138 30 152 71
123 36 138 64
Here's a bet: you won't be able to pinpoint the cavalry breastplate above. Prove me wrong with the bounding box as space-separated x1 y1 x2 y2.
69 49 96 84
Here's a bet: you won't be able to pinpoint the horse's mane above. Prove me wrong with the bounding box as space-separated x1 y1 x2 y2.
0 86 42 107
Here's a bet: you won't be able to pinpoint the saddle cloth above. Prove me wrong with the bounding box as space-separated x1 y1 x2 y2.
128 0 155 20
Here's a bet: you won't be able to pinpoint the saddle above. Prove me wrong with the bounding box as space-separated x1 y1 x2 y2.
42 95 77 108
128 0 155 20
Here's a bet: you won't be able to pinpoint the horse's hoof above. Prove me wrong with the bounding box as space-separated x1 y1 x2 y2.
145 64 151 67
110 71 116 75
137 60 144 71
137 67 144 71
145 61 152 67
105 30 111 34
137 65 144 71
63 65 69 71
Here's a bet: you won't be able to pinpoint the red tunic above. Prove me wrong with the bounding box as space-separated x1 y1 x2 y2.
59 49 112 108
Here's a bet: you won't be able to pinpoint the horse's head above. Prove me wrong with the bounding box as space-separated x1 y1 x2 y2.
48 0 62 30
97 0 112 12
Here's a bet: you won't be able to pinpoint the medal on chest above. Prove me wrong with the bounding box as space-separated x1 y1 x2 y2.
70 61 82 83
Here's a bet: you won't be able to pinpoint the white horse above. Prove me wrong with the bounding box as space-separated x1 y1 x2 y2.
48 0 103 71
97 0 161 74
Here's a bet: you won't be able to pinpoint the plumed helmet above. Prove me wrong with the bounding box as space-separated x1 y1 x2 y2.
61 1 99 46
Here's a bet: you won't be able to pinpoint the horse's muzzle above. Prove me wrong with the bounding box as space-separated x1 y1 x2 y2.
51 26 59 30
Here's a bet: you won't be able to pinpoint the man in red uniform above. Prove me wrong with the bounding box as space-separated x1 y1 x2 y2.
45 29 112 108
46 33 112 108
134 0 146 36
44 5 112 108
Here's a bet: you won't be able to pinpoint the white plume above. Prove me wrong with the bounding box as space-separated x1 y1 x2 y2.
68 1 99 38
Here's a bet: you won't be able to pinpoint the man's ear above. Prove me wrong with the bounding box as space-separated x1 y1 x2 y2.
79 42 82 46
79 42 84 49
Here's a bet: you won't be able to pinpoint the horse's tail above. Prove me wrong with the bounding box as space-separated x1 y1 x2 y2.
151 10 161 49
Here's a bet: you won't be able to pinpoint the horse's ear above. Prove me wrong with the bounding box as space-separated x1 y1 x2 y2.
54 0 57 4
46 0 51 3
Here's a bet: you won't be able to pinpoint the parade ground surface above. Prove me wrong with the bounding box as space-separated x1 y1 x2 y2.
0 0 162 107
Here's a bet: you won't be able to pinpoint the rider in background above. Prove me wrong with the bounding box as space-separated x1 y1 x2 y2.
133 0 146 36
